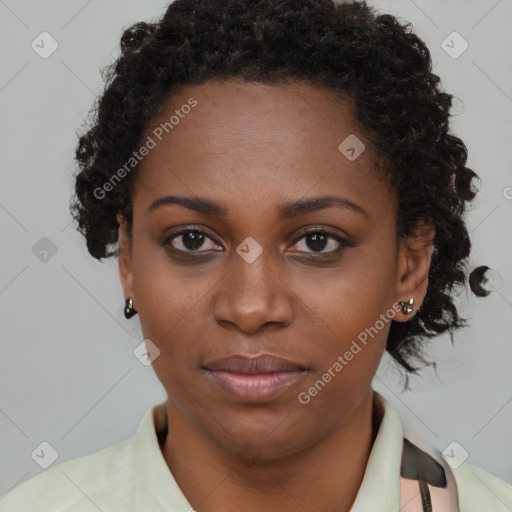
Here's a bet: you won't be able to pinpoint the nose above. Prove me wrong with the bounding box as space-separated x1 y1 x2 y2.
212 250 294 335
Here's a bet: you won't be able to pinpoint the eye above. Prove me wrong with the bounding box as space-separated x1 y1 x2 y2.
165 229 222 253
288 229 348 255
164 227 350 257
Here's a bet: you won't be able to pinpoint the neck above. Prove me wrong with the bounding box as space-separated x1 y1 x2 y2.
161 388 378 512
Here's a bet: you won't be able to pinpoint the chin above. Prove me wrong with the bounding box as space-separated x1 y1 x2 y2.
204 410 317 461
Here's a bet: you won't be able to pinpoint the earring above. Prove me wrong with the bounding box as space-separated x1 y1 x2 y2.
124 297 138 319
398 297 414 315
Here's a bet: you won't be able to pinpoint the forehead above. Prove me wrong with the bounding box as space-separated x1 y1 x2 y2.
133 79 394 221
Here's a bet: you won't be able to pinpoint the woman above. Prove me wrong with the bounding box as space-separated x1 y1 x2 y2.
2 0 510 511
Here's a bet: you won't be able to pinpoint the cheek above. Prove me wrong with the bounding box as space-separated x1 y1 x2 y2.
293 285 393 421
130 229 210 325
291 240 398 387
298 241 397 342
135 277 211 362
130 251 215 376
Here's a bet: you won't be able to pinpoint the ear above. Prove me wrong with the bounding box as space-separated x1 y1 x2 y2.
393 220 435 322
117 213 135 304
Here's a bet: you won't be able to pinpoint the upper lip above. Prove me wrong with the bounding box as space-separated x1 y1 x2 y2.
203 354 306 374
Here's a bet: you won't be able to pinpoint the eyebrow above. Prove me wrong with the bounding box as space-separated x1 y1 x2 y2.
147 195 367 218
277 195 367 219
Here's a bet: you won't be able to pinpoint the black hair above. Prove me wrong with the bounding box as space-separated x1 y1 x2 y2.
70 0 490 372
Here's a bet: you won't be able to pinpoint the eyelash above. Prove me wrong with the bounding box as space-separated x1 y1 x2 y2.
163 227 351 258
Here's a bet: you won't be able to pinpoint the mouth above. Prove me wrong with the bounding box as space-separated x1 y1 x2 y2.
202 354 308 403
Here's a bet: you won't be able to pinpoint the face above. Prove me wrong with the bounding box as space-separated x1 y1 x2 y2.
118 79 433 459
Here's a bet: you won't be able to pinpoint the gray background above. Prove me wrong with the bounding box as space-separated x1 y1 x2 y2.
1 0 511 498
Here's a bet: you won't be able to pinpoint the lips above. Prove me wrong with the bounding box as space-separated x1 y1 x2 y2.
205 354 306 373
203 354 307 403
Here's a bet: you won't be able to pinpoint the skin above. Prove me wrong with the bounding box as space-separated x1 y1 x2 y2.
117 78 435 512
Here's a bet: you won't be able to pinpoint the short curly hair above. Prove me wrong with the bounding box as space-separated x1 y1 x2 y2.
71 0 489 372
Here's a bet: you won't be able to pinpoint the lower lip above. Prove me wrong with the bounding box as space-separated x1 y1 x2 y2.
205 370 306 403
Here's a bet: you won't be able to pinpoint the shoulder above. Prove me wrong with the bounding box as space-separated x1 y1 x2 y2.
443 454 512 512
0 437 135 512
378 392 511 511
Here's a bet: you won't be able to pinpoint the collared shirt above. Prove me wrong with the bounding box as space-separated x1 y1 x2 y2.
1 392 511 511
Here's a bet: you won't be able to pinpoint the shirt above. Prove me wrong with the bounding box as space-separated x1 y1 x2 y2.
1 392 511 511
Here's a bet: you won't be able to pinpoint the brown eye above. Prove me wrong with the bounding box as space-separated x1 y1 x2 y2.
289 230 348 255
166 230 221 252
304 232 329 252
